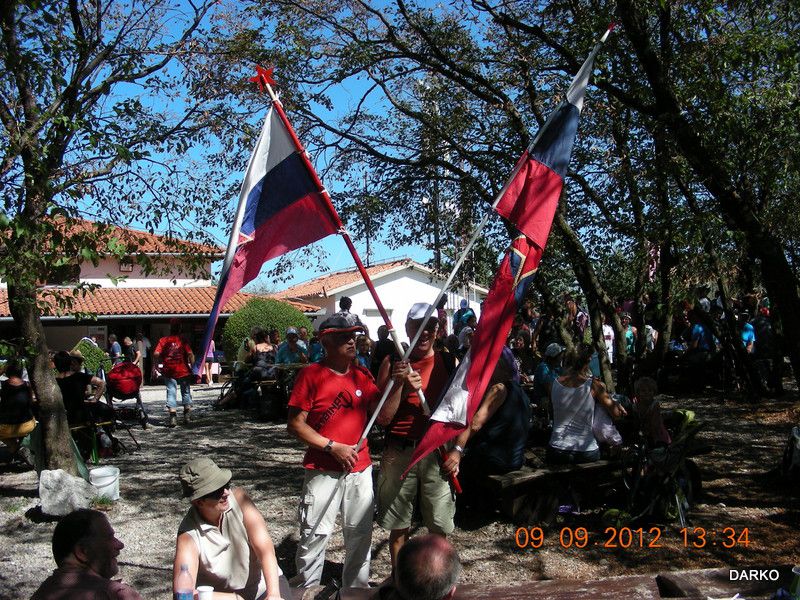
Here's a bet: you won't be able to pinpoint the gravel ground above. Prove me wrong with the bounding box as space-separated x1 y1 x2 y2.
0 383 798 599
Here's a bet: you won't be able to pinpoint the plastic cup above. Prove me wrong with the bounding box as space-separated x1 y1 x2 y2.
197 585 214 600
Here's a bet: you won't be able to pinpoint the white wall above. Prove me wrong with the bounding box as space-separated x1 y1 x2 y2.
309 268 482 341
79 258 212 288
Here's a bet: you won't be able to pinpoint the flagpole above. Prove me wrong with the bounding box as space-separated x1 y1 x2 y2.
257 73 431 411
284 23 613 538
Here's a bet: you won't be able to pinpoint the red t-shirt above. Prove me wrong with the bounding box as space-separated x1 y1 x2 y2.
386 352 452 440
154 335 192 379
288 363 379 472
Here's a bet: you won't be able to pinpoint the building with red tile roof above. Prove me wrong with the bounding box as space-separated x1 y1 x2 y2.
0 219 315 361
274 258 488 337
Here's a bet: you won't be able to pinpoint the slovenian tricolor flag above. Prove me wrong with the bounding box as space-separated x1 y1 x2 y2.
404 26 612 475
195 105 340 373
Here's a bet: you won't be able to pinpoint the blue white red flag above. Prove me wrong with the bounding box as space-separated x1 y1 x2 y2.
494 25 612 247
404 236 540 473
404 26 611 473
194 105 340 373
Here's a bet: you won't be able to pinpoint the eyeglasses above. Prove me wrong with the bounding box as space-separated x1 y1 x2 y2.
201 482 230 501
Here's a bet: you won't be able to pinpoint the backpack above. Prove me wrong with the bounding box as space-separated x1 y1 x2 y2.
781 426 800 482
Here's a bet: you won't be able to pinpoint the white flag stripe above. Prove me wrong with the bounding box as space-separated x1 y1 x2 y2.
430 351 471 426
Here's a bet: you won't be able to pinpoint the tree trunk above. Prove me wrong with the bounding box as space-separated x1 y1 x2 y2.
554 206 619 391
8 283 76 474
652 239 675 365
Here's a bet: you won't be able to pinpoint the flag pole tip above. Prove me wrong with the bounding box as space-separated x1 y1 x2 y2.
600 23 616 43
249 65 276 92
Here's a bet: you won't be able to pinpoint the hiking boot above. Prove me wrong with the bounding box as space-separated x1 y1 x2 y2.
183 409 192 425
168 412 177 428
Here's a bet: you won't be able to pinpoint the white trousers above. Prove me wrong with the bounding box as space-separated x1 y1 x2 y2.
295 466 373 588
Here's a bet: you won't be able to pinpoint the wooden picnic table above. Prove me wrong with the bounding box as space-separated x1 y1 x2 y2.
483 457 623 523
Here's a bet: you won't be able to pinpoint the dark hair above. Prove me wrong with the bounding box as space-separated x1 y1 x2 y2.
53 351 73 373
3 359 24 379
52 509 105 567
339 296 352 311
566 342 594 371
396 535 461 600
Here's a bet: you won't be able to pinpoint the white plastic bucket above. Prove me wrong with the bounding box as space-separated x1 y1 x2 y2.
90 466 120 501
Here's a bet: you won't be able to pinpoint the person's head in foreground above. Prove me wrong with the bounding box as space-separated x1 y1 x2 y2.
54 509 124 578
395 534 461 600
31 509 140 600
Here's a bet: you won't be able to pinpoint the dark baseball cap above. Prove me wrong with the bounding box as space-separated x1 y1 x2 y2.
318 311 365 335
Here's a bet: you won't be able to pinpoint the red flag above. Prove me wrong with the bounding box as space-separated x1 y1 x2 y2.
494 24 611 246
404 26 612 473
404 236 541 475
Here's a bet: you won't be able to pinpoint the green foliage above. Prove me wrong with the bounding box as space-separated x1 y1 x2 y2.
72 340 111 376
221 299 312 360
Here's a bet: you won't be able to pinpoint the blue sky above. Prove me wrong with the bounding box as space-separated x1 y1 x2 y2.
197 58 438 292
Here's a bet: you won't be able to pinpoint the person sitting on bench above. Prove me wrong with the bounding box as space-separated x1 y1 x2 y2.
445 349 531 479
217 328 276 410
53 351 109 425
0 359 36 458
546 343 626 465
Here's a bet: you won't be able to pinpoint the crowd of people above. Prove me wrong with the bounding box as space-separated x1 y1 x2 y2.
4 286 787 599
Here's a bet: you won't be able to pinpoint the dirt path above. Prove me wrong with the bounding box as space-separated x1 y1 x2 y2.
0 384 798 599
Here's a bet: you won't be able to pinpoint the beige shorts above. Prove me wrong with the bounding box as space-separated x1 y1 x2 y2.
376 440 455 534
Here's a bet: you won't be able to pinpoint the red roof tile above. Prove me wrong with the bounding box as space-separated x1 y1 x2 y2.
274 259 413 300
0 287 317 319
47 216 223 256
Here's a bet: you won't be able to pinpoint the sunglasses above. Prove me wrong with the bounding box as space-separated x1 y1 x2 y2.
330 331 357 342
201 482 231 501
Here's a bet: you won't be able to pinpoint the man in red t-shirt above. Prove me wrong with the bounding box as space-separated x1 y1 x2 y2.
287 311 405 589
153 319 194 428
376 302 457 573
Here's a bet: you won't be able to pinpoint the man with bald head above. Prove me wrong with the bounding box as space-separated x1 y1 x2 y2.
379 534 461 600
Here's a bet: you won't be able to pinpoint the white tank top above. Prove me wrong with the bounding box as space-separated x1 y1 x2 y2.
178 492 267 600
549 378 598 453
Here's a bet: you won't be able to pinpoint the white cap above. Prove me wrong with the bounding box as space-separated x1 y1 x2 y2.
407 302 434 321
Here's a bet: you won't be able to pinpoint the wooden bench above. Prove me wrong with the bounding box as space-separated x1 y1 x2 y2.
482 458 623 524
331 564 795 599
335 575 661 599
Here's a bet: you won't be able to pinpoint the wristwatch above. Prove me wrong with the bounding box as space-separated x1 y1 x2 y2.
324 439 334 453
453 445 465 455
